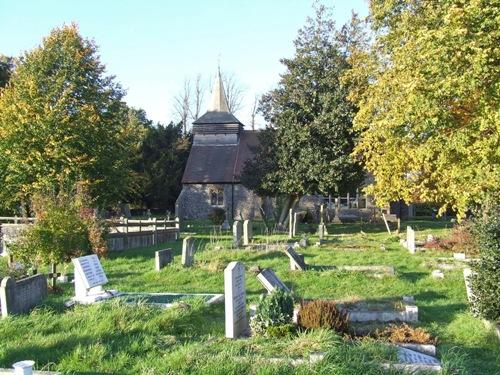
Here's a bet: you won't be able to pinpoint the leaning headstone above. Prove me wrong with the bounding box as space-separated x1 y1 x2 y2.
243 220 253 246
285 246 307 271
72 254 119 304
233 221 243 247
257 269 290 293
155 248 173 271
407 226 416 254
224 261 247 339
0 275 47 317
397 347 441 366
182 236 195 266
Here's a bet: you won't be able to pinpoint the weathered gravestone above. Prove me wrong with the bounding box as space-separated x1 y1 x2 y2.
318 223 326 241
233 221 243 247
224 261 248 338
257 268 290 293
182 236 195 266
288 209 293 239
397 347 441 366
72 254 119 304
0 274 47 317
243 220 253 246
155 248 173 271
407 226 416 254
285 246 307 271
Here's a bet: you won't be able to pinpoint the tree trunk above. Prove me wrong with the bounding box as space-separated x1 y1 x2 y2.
50 263 57 289
278 194 300 227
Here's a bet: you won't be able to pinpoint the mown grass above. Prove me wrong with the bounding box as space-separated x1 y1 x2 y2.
0 219 498 374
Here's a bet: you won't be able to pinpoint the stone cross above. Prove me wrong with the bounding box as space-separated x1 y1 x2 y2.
243 220 253 246
285 246 307 271
233 221 243 247
257 268 290 293
407 226 416 254
182 236 195 266
224 261 247 339
155 248 173 271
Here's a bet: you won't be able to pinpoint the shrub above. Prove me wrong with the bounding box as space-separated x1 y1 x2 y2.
470 198 500 321
265 324 296 338
208 207 226 226
424 221 477 255
374 323 435 344
250 289 294 336
298 300 348 333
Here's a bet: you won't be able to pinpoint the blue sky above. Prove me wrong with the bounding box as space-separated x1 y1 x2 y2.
0 0 368 127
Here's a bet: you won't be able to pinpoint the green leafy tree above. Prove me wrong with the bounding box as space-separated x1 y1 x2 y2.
346 1 500 218
0 24 142 211
242 5 364 224
127 110 191 211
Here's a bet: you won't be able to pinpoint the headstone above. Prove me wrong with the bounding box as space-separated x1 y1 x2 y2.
257 269 290 293
318 223 326 240
319 204 325 224
155 248 173 271
453 252 466 260
288 209 293 239
463 268 475 303
224 261 247 338
243 220 252 246
299 237 308 248
233 221 243 247
182 236 195 266
397 347 441 366
285 246 307 271
407 226 416 254
72 254 119 304
293 212 300 237
221 219 230 231
431 269 444 279
0 275 47 317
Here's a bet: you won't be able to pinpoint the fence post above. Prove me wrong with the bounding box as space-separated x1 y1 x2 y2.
152 218 157 245
124 218 129 249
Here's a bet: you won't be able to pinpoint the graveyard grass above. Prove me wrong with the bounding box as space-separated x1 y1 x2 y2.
0 220 498 374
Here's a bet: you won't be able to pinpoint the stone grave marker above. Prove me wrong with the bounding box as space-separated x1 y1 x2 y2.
288 209 293 239
407 226 416 254
72 254 119 304
243 220 253 246
0 274 47 317
233 221 243 247
224 261 248 338
182 236 195 266
318 223 326 241
285 246 307 271
257 268 290 293
397 347 441 366
293 212 300 237
155 248 173 271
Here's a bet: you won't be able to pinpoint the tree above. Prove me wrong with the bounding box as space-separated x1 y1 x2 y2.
242 4 364 224
128 111 191 211
0 25 143 211
173 78 191 135
346 1 499 218
221 72 245 114
0 55 14 88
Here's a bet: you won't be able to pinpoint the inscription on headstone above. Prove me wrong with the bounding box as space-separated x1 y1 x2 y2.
182 236 195 266
155 248 173 270
407 226 416 254
243 220 252 246
0 275 47 317
397 347 441 365
233 221 243 247
73 254 108 289
224 261 247 338
257 268 290 293
285 246 307 271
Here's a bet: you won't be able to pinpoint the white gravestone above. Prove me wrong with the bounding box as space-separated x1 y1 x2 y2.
233 221 243 247
182 236 195 266
72 254 119 304
293 212 300 237
257 268 290 293
407 226 416 254
243 220 252 246
224 261 247 338
288 209 293 239
397 347 441 365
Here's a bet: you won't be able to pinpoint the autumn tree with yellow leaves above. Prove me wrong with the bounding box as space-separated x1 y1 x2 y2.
345 0 499 218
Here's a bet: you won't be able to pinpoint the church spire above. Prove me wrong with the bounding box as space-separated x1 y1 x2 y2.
207 67 230 113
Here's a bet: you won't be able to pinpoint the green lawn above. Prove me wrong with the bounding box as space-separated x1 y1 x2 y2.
0 220 498 374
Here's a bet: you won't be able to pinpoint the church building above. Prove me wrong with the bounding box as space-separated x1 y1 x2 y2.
175 73 268 220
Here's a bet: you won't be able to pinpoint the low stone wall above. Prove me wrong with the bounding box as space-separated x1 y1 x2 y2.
0 274 48 317
107 228 179 251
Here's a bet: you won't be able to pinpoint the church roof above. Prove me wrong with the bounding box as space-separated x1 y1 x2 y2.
181 130 259 184
192 111 242 126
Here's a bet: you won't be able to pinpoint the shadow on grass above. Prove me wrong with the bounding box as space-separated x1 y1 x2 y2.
418 303 468 324
398 271 428 283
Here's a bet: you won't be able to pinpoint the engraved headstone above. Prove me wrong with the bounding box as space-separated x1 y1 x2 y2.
397 347 441 365
285 246 307 271
257 268 290 293
243 220 253 246
182 236 195 266
0 275 47 317
233 221 243 247
72 254 118 303
155 248 173 271
407 226 416 254
224 261 247 338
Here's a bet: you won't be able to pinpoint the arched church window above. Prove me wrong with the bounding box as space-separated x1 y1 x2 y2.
210 189 224 206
